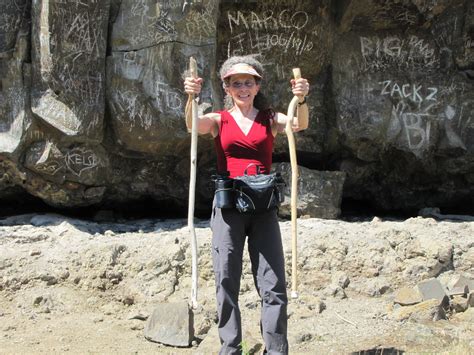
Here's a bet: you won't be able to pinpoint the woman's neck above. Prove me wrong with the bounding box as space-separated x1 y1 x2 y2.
231 104 257 119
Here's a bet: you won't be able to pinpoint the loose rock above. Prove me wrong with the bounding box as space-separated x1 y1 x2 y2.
451 295 469 313
392 299 447 322
394 286 423 306
417 278 449 307
144 302 194 347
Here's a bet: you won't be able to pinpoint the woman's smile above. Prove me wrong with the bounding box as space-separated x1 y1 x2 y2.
227 74 260 106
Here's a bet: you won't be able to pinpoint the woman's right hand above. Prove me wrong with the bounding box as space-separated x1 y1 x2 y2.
184 77 203 95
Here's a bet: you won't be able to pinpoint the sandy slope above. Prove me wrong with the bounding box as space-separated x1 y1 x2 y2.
0 213 473 354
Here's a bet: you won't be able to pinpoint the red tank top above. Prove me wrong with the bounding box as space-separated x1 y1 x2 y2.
214 110 274 178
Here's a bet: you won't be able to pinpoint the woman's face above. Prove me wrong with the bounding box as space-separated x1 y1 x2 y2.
225 74 260 107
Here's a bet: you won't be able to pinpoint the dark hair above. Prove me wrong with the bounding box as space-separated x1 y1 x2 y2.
220 55 273 114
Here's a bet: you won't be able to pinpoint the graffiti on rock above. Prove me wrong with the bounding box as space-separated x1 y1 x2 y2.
184 1 215 41
27 141 65 177
65 147 100 177
54 64 102 106
63 13 104 57
390 101 434 151
111 90 154 130
32 93 81 135
117 0 189 47
379 80 438 104
226 9 314 58
151 80 183 116
359 35 439 72
0 13 23 33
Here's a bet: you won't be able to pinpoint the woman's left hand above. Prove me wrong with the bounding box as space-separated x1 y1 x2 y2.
290 78 310 100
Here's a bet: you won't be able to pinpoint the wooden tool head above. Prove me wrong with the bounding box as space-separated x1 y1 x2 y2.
292 68 301 80
189 57 198 79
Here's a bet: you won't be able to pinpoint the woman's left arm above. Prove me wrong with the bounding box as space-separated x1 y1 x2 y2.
272 78 310 135
289 77 309 131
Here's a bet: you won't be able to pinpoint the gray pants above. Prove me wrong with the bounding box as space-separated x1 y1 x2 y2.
210 205 288 355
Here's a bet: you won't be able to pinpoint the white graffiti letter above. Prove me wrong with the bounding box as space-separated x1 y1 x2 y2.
402 84 411 98
391 83 403 98
360 37 373 57
227 11 248 34
412 85 423 103
426 87 438 101
384 37 402 57
380 80 391 95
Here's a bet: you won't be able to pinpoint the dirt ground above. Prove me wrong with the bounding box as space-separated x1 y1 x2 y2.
0 213 473 354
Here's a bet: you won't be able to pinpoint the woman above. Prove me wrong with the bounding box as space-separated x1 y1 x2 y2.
184 55 309 355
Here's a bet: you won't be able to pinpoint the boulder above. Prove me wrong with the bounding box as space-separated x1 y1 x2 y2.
448 274 474 292
144 302 194 347
275 163 346 219
0 1 31 158
417 278 449 307
324 284 347 299
331 271 350 289
448 285 469 297
332 0 474 212
392 299 447 322
365 278 392 297
0 0 472 216
31 0 110 142
451 295 469 313
394 286 423 306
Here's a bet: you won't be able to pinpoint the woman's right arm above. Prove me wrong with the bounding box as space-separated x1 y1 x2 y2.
184 77 219 137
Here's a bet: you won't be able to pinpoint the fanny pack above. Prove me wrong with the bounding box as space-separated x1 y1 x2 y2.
213 166 286 214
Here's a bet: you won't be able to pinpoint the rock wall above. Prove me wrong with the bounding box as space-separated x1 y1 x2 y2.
0 0 473 216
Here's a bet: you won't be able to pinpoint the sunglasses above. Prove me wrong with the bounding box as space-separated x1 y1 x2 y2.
228 80 257 89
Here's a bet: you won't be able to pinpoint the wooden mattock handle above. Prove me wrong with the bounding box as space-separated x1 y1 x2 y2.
188 56 199 308
190 57 198 80
293 68 301 80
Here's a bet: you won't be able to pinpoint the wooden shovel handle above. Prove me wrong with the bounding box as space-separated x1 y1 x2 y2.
293 68 301 80
188 57 199 309
286 68 301 299
189 57 198 81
